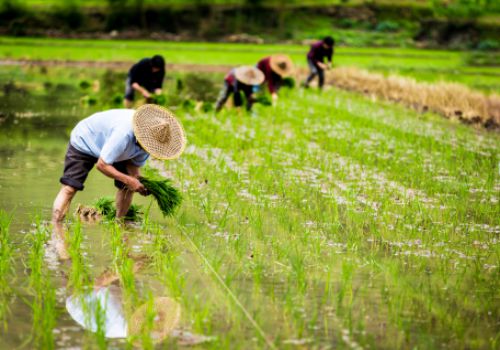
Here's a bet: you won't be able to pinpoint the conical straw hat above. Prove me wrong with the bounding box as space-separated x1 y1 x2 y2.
128 297 181 343
234 66 265 85
133 104 186 160
269 54 294 77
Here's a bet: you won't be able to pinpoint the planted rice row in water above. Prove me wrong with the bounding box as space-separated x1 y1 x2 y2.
0 211 13 331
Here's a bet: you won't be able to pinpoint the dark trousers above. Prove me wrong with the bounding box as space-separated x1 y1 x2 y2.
215 82 251 111
305 59 325 88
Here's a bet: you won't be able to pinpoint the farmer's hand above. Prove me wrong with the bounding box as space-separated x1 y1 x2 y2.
127 177 148 195
317 62 327 70
271 93 278 105
142 90 151 99
154 88 162 95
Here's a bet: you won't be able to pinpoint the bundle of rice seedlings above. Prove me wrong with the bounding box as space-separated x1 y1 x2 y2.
254 95 272 106
94 197 116 220
139 177 182 217
94 197 143 221
124 204 143 222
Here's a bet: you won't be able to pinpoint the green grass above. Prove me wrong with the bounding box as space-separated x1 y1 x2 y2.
0 37 498 92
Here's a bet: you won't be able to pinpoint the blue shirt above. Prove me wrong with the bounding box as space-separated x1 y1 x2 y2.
70 109 149 166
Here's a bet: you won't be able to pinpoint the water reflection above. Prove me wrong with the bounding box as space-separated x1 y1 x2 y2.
63 250 180 342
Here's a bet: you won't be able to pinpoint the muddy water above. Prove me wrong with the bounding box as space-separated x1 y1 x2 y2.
0 96 166 348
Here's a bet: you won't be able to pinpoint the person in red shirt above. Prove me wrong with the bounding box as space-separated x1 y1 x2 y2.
304 36 335 89
256 54 294 104
215 66 265 112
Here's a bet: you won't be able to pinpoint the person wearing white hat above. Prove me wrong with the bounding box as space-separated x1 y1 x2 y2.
52 104 186 227
215 66 265 112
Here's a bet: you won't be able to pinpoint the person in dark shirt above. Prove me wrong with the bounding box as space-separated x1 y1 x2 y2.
215 66 264 112
304 36 335 89
256 54 294 104
124 55 165 107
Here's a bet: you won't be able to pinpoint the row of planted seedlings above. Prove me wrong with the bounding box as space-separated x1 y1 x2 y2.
162 86 498 348
23 210 182 348
168 117 391 347
166 110 389 347
100 217 181 349
0 211 14 331
268 90 499 347
26 218 58 349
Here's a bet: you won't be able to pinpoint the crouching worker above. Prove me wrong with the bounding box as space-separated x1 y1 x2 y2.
215 66 265 112
304 36 335 89
124 55 166 108
256 54 294 104
52 104 186 226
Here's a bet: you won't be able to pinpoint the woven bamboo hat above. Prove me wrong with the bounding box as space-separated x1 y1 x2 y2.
133 104 186 160
234 66 265 85
128 297 181 343
269 54 294 77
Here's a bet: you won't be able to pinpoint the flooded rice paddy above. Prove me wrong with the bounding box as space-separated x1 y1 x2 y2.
0 65 499 349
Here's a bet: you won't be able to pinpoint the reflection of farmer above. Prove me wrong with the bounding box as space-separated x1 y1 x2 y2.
256 54 294 104
124 55 165 108
62 253 181 342
304 36 335 89
52 104 186 228
215 66 265 112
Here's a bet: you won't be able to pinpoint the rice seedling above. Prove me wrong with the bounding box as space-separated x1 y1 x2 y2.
94 197 143 221
0 210 13 330
27 218 57 349
66 220 92 292
94 197 116 220
139 176 182 217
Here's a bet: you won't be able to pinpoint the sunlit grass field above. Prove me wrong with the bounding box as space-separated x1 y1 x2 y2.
0 37 499 92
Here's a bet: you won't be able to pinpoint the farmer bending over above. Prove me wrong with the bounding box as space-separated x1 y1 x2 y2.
304 36 335 89
256 54 294 104
215 66 264 112
124 55 165 108
52 104 186 226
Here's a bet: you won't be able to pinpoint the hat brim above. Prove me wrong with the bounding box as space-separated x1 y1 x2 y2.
128 297 181 343
133 104 186 160
269 55 294 77
234 66 265 85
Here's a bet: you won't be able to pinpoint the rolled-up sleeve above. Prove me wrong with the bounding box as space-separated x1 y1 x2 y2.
131 152 149 167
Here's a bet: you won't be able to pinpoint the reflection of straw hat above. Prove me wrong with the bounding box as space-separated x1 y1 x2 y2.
133 104 186 160
129 297 181 343
234 66 265 85
269 54 294 77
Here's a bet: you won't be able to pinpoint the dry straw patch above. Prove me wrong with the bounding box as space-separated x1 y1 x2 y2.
325 67 500 129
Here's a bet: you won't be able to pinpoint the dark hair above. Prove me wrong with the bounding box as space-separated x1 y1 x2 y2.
151 55 165 69
323 36 335 47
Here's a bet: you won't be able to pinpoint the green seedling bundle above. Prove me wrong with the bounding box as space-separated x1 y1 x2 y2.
139 176 182 217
